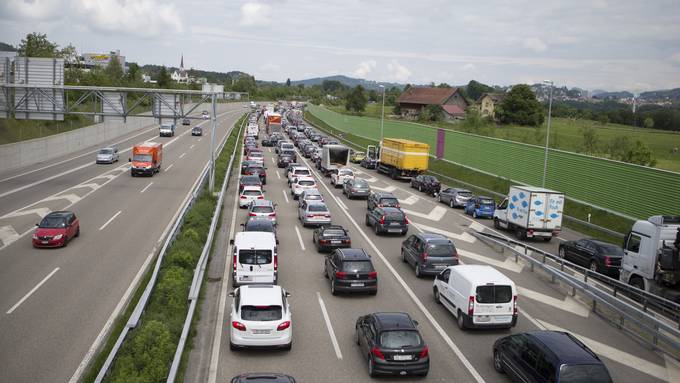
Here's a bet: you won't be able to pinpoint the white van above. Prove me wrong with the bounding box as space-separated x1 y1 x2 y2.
432 265 517 330
230 232 277 287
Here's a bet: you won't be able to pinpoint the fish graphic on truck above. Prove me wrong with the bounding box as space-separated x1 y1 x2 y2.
494 186 564 241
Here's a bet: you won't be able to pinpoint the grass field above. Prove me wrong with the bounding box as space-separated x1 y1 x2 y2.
0 115 95 145
309 104 680 219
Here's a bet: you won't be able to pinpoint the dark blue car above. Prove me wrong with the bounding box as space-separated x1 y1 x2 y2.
464 196 495 219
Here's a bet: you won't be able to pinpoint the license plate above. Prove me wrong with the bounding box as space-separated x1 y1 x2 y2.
239 276 251 281
253 329 271 335
331 240 341 244
434 264 446 269
390 222 400 226
351 283 364 287
476 315 491 322
388 229 401 233
393 355 413 361
42 241 49 244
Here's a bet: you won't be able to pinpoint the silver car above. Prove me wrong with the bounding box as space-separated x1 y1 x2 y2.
247 199 277 226
298 201 331 227
298 188 324 207
96 146 119 164
438 187 472 208
343 178 371 199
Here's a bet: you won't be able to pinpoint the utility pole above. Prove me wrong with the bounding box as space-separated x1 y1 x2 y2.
209 93 217 192
542 80 554 188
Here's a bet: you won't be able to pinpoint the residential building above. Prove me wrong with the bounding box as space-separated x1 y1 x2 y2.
477 93 505 119
396 86 469 120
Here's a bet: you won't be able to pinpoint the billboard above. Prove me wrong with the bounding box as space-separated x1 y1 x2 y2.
82 52 125 69
13 57 64 121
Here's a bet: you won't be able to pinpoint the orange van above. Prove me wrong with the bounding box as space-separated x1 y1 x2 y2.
130 142 163 176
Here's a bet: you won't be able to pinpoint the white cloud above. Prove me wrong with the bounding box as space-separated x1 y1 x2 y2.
240 2 272 26
461 63 476 71
70 0 182 37
386 60 411 82
259 62 281 72
522 37 548 52
0 0 65 21
672 53 680 65
353 60 376 78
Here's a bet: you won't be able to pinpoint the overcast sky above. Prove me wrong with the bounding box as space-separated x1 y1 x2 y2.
1 0 680 92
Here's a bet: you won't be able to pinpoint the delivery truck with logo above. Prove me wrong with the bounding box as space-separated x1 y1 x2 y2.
492 186 564 241
129 142 163 176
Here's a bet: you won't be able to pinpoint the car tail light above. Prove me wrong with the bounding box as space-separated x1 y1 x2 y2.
274 254 278 271
513 295 518 315
307 214 314 218
404 216 410 224
379 215 385 225
268 213 276 217
344 239 351 244
335 271 347 279
604 256 611 267
378 204 384 207
395 204 400 208
419 345 429 358
319 239 329 244
257 195 264 199
368 271 377 279
468 296 475 316
233 254 237 271
277 321 291 331
421 252 428 261
323 214 331 218
249 213 257 216
371 346 385 360
240 195 247 199
232 321 246 331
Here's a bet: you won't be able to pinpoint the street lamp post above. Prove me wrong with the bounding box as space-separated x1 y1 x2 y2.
379 85 385 144
542 80 554 188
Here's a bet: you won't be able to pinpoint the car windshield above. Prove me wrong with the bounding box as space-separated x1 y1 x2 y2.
39 216 67 228
322 229 345 237
99 149 113 155
133 154 152 162
243 190 262 196
342 261 373 272
379 330 422 348
339 169 353 175
242 177 260 184
252 206 274 213
238 249 272 265
299 180 315 186
559 364 612 383
427 243 456 257
380 198 399 207
240 305 282 321
306 195 323 200
475 285 513 303
308 204 328 212
423 176 436 182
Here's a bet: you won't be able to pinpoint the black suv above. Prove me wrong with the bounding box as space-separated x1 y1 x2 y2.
493 331 612 383
367 192 400 210
324 248 377 295
410 175 441 196
313 225 351 252
365 207 408 236
401 233 459 277
355 312 429 377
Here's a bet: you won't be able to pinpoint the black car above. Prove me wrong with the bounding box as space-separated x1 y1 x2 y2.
313 224 351 252
239 175 262 191
182 118 191 126
360 156 378 169
230 373 296 383
277 153 294 168
365 207 408 236
244 163 267 184
191 126 203 136
240 160 258 175
367 192 400 210
324 248 377 295
356 312 429 377
558 239 623 277
410 175 441 196
401 233 459 277
261 136 275 146
493 331 612 383
242 217 278 244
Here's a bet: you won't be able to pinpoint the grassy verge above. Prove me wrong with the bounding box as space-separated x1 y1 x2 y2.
305 111 631 243
0 114 95 144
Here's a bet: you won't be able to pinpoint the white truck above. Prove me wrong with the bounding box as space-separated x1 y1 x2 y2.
493 186 564 242
320 144 350 176
159 122 176 137
246 123 259 139
621 215 680 302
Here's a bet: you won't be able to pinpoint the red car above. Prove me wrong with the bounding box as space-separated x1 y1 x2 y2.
32 211 80 248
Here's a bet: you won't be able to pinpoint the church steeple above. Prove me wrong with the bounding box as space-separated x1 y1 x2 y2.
180 54 184 70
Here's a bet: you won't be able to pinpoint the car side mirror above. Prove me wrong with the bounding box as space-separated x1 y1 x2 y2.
228 292 235 297
285 292 291 297
128 158 131 162
413 320 419 326
229 239 234 245
35 223 39 226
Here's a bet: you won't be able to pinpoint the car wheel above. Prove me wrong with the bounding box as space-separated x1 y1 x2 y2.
369 290 377 296
355 327 361 345
558 247 566 258
283 342 292 351
630 276 645 290
590 260 599 273
418 185 423 192
374 224 380 235
543 236 552 242
368 355 377 377
62 237 68 247
323 267 328 278
457 311 467 330
365 216 371 227
415 263 422 278
493 350 505 373
229 342 238 351
493 218 501 229
331 280 338 295
401 249 408 263
437 194 441 203
515 228 525 240
75 227 80 237
434 287 441 304
450 199 455 208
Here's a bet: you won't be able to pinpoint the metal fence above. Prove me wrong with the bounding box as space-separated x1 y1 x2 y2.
93 113 245 382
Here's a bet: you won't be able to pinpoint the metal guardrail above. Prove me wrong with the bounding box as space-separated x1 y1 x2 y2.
298 114 626 239
93 112 243 383
166 113 248 382
471 230 680 357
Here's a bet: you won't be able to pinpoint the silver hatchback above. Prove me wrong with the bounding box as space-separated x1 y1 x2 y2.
247 199 277 226
96 146 119 164
438 187 472 208
298 201 331 227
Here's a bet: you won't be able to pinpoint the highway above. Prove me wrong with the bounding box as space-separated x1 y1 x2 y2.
187 117 679 382
0 102 247 383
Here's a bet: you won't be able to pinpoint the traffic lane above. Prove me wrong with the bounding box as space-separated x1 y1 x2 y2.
0 104 244 217
0 112 242 383
218 150 480 382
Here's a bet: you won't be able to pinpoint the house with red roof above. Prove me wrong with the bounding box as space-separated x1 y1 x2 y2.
396 86 470 120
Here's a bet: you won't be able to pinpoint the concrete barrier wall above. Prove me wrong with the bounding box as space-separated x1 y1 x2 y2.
0 116 154 172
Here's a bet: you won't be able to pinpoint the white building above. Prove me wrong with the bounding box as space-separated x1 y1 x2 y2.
171 54 189 83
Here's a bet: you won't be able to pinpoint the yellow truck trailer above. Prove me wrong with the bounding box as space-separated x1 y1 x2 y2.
377 138 430 179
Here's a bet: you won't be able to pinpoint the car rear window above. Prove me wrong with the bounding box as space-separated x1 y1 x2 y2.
306 195 323 200
427 243 456 257
354 180 368 187
323 229 345 236
559 364 611 383
239 249 272 265
249 152 263 158
245 220 274 232
475 285 512 303
299 180 315 186
458 191 472 197
308 204 328 212
379 330 422 348
384 210 404 221
243 190 262 196
342 261 373 272
241 305 282 321
598 243 624 256
295 169 310 175
252 206 274 213
480 198 495 205
380 198 399 207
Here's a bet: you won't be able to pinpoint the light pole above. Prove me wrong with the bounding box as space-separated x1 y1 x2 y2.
542 80 554 188
379 85 385 145
209 93 217 192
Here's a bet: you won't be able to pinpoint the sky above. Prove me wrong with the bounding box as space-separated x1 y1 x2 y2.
1 0 680 92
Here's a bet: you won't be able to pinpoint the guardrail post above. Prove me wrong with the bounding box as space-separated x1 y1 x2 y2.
653 324 659 346
584 271 589 283
592 299 597 313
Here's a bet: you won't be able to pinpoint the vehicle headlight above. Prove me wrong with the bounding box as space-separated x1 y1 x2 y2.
32 234 38 239
53 234 63 240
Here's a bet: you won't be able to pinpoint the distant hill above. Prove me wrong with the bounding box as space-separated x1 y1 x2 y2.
0 42 17 52
640 88 680 102
291 75 404 90
593 91 634 100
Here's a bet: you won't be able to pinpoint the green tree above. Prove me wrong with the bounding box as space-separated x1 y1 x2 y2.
322 80 345 94
367 89 378 103
497 84 544 126
580 126 599 154
17 32 59 57
125 62 141 84
233 75 256 93
285 78 291 87
345 85 367 113
392 103 402 115
104 58 124 85
157 66 172 88
466 80 494 101
597 113 609 125
643 117 654 129
419 104 444 122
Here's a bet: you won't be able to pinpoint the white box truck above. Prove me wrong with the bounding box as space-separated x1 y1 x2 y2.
620 215 680 302
320 144 350 176
246 123 259 139
493 186 565 241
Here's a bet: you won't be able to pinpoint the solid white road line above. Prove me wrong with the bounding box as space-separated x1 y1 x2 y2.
99 211 122 231
317 292 343 360
6 267 60 314
140 182 154 194
190 144 195 149
271 157 276 164
335 198 348 211
179 152 187 159
276 171 281 179
295 225 306 251
165 164 174 172
282 189 289 203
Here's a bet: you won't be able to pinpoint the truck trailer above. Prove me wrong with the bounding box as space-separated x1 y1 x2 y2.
321 144 350 176
376 138 429 179
492 186 565 241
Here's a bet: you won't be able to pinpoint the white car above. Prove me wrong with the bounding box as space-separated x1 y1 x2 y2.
331 167 355 188
202 110 210 119
287 166 311 185
229 285 292 350
239 186 264 208
291 176 316 200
